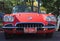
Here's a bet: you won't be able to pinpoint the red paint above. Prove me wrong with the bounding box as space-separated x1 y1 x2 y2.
3 12 56 34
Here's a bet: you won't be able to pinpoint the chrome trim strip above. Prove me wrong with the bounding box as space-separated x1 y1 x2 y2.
2 26 56 28
4 23 14 27
42 26 56 28
2 27 19 28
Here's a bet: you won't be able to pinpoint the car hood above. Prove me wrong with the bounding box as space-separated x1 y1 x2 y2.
4 12 54 25
12 13 47 22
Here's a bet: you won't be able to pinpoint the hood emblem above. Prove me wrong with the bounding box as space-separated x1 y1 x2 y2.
28 17 32 20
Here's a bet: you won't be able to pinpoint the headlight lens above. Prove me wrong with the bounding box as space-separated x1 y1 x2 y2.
46 16 56 22
3 16 14 22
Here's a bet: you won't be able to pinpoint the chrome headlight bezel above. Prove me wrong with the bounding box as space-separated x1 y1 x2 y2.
3 16 14 22
46 16 56 22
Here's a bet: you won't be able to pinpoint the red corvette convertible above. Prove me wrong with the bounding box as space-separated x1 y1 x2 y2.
2 0 56 39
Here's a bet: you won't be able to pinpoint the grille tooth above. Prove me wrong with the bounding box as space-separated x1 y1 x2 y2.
24 24 26 27
33 24 34 27
30 24 31 27
35 24 36 27
34 24 35 27
28 24 30 27
27 25 28 27
38 24 39 27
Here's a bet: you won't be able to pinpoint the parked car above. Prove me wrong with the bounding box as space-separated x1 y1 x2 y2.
2 0 57 39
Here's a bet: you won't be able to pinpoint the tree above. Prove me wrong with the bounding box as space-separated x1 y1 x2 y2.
0 0 60 15
54 0 60 16
42 0 60 16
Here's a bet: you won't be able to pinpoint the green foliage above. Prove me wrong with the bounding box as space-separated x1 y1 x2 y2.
0 0 59 15
42 0 60 15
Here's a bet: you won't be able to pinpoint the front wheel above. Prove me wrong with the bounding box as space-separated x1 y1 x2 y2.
45 33 53 38
4 32 13 39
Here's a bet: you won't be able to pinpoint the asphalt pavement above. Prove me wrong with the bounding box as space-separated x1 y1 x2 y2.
0 31 60 41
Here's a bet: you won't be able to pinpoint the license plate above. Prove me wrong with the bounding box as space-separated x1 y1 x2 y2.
24 28 37 33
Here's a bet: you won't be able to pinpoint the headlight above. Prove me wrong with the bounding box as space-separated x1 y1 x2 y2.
3 16 14 22
46 16 56 22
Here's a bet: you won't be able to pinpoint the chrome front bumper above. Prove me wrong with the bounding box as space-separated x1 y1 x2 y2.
2 26 56 28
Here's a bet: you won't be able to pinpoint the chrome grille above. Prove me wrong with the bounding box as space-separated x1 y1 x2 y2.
16 23 44 28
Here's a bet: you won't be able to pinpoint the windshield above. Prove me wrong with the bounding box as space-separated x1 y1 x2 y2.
12 5 38 13
12 0 46 14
